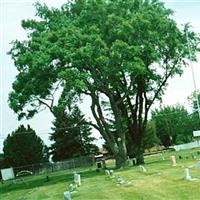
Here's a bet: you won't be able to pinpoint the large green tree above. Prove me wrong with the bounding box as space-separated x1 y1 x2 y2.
152 105 194 146
8 0 200 167
3 125 48 167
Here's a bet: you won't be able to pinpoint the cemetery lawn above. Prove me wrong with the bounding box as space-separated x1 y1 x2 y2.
1 148 200 200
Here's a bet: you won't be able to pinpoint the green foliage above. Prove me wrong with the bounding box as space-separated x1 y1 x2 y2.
3 125 48 167
143 120 160 149
152 105 194 146
50 104 98 161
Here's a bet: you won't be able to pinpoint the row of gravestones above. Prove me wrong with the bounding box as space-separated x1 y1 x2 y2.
64 158 200 199
64 173 81 200
104 165 148 186
105 169 130 186
105 158 200 185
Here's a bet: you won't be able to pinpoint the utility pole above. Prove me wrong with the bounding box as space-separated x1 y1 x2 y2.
185 29 200 124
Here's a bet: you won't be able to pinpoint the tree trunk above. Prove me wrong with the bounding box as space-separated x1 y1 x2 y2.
135 147 144 165
114 140 128 169
108 140 128 169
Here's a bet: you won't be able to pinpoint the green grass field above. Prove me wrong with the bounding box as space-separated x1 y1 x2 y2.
1 148 200 200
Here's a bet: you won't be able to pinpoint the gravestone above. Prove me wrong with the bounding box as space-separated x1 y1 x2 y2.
117 177 129 185
105 170 110 176
184 168 192 181
196 161 200 169
64 191 71 200
109 170 114 177
74 174 81 186
139 165 147 173
171 155 176 166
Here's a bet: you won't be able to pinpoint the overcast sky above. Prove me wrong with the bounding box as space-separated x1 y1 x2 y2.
1 0 200 152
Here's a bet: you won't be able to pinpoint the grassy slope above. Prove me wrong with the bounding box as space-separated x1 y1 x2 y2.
1 148 200 200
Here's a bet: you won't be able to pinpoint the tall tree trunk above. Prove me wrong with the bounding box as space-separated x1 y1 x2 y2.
112 141 127 169
135 146 144 164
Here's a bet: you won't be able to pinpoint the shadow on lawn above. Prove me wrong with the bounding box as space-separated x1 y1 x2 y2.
0 169 99 194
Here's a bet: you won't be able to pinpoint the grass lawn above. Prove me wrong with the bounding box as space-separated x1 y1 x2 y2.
1 148 200 200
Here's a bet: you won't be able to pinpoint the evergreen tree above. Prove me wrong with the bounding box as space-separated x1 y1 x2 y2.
50 105 98 161
3 125 48 167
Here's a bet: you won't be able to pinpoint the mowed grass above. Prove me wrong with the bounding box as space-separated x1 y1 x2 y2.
1 148 200 200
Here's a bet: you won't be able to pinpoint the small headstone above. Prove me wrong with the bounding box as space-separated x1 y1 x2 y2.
105 170 110 176
171 155 176 166
109 170 114 177
74 174 81 186
64 191 71 200
196 161 200 169
184 168 192 181
139 165 147 173
117 177 129 185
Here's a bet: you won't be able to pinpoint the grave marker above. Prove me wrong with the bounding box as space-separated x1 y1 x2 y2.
184 168 192 181
171 155 176 166
105 170 110 176
196 161 200 169
109 170 114 177
139 165 147 173
74 174 81 186
64 191 71 200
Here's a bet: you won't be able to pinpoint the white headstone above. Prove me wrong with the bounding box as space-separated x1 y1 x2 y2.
105 170 110 176
74 174 81 186
196 161 200 169
139 165 147 173
1 168 15 181
184 168 192 181
109 170 114 177
64 191 71 200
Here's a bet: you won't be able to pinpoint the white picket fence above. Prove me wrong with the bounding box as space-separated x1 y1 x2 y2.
170 140 200 151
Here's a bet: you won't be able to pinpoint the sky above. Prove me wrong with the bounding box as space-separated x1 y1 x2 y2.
0 0 200 152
